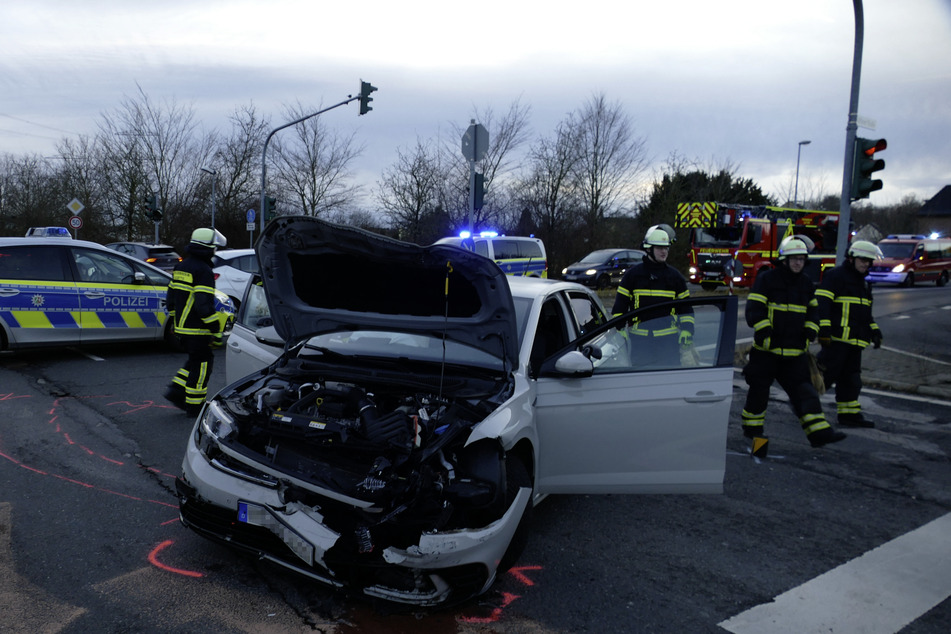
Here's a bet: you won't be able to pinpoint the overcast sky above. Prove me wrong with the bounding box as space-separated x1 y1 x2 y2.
2 0 950 211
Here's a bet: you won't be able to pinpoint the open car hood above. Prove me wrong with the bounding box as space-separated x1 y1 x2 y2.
257 216 518 369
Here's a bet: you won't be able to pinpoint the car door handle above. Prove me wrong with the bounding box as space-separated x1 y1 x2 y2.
228 341 241 353
684 391 728 403
84 291 105 299
0 288 19 297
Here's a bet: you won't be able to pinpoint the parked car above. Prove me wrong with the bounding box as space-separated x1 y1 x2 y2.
106 242 182 272
177 216 736 607
435 232 548 278
25 226 72 238
211 248 259 307
0 237 233 351
561 248 645 289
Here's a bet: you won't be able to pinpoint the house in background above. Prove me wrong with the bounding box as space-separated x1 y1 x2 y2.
918 186 951 236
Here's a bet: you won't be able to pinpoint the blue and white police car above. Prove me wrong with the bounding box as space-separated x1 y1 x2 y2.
0 237 233 351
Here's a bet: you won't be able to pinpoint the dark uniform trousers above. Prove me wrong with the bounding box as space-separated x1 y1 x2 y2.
170 334 215 409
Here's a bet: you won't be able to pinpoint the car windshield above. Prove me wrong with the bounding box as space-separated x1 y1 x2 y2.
577 250 616 264
693 227 742 248
298 329 504 370
879 243 916 259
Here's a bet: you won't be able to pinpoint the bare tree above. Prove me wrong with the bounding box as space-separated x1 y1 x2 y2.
270 102 364 217
96 86 208 243
571 93 649 242
377 138 444 243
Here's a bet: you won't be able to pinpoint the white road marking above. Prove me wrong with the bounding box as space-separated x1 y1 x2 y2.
719 512 951 633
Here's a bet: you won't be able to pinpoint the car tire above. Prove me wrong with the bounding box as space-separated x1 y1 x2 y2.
497 456 533 574
596 275 611 290
903 273 915 288
937 271 948 287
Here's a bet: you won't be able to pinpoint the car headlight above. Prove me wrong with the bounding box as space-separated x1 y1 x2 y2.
561 267 568 275
689 266 698 274
194 400 236 459
585 268 597 276
892 264 905 273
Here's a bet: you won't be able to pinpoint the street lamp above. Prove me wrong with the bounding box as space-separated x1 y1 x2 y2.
794 140 811 207
201 167 217 228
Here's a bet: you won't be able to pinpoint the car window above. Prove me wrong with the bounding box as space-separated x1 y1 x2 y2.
473 240 489 258
71 248 137 284
0 245 70 281
530 298 569 376
493 240 520 260
238 280 272 330
541 297 736 376
566 291 606 336
236 255 259 273
519 241 543 259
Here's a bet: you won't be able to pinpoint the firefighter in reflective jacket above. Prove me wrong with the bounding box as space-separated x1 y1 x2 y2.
741 237 846 447
164 228 227 415
612 225 694 366
816 240 883 428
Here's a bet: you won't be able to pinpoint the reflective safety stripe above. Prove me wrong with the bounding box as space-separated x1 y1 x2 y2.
1 308 165 329
836 400 862 415
496 259 548 277
801 413 831 435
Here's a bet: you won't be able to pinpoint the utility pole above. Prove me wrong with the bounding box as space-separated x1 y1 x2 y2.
836 0 865 264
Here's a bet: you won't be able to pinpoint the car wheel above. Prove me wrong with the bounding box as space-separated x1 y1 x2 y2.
937 271 948 287
903 273 915 288
497 456 533 574
596 275 611 290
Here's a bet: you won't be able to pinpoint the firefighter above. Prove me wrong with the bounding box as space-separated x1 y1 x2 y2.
164 227 228 415
815 240 883 428
741 237 846 447
612 225 694 366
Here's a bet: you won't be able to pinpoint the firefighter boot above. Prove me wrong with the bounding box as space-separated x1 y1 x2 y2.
838 413 875 428
163 386 187 412
809 427 848 448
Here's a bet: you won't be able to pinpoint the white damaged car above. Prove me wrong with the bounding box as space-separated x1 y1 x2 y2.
176 216 737 606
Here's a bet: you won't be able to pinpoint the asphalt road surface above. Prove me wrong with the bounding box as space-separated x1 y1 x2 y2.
1 284 948 633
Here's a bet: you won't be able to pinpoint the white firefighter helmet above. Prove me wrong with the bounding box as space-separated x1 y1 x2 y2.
643 225 672 248
190 227 228 250
848 240 883 260
778 237 809 260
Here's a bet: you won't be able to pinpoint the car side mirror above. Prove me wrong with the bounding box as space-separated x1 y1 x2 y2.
133 271 147 285
254 325 284 347
550 350 594 377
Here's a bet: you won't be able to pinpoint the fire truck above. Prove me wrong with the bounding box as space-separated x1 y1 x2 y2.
675 202 841 290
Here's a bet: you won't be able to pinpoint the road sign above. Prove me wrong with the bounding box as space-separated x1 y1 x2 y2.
461 122 489 162
68 216 83 229
246 208 256 223
67 198 84 215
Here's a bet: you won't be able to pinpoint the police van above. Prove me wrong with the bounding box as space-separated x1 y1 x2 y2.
0 237 233 351
435 232 548 278
867 234 951 287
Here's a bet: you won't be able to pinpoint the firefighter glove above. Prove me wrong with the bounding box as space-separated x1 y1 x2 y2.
753 326 771 346
679 330 693 347
871 330 882 349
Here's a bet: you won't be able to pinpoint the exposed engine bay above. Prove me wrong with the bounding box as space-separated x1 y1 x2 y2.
210 358 515 545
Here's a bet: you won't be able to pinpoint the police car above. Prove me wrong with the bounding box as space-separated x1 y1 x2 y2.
435 232 548 278
0 237 233 351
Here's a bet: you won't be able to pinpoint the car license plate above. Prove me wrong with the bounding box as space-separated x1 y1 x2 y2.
238 501 315 564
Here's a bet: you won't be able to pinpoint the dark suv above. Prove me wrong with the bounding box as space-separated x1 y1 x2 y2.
107 242 182 272
561 248 645 289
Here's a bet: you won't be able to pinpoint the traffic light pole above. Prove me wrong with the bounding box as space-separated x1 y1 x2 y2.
836 0 864 265
258 82 374 234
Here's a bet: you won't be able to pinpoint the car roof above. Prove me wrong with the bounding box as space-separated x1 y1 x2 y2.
258 216 519 367
506 275 593 299
214 248 256 260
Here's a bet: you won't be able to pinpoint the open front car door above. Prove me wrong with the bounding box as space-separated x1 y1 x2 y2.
534 295 737 495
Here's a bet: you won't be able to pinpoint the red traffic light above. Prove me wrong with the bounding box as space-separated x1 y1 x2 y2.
861 138 887 156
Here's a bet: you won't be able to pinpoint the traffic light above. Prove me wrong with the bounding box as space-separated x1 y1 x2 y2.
265 196 277 221
473 173 485 211
358 80 377 115
142 193 162 221
851 137 887 201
